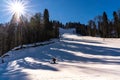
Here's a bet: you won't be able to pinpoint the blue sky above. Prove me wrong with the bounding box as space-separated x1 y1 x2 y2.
0 0 120 24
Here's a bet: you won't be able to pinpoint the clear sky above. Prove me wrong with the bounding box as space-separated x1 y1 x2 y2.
0 0 120 24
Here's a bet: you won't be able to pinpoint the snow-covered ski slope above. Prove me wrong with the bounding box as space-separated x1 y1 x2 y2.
0 28 120 80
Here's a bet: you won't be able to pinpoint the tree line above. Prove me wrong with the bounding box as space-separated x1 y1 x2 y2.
1 9 120 56
0 9 62 56
66 11 120 38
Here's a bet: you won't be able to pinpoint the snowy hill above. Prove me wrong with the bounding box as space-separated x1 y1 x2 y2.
0 28 120 80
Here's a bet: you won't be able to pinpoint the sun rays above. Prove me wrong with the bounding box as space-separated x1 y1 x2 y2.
4 0 31 22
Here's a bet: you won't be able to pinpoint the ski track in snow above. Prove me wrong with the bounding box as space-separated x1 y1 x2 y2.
0 28 120 80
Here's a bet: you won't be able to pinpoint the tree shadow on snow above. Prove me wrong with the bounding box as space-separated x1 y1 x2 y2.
0 64 30 80
49 40 120 64
16 59 59 71
63 40 120 56
62 38 104 44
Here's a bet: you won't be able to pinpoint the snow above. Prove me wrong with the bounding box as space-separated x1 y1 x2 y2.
0 28 120 80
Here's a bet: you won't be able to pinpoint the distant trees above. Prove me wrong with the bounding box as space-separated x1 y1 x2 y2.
52 21 62 38
1 8 120 56
75 10 120 38
0 9 60 56
86 12 109 38
0 25 7 56
88 20 97 37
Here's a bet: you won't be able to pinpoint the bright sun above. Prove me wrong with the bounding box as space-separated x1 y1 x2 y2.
10 1 25 18
5 0 30 22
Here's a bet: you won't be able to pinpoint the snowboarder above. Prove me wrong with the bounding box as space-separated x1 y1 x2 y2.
52 57 57 64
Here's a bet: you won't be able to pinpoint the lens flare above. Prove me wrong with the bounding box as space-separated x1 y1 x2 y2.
4 0 31 22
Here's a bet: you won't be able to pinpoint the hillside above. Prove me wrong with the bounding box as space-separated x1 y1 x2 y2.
0 28 120 80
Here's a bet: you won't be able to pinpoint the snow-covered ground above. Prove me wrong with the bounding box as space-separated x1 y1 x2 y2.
0 28 120 80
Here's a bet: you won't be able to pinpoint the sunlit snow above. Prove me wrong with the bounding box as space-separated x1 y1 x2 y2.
0 28 120 80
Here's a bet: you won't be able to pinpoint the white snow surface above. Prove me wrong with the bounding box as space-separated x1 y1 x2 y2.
0 28 120 80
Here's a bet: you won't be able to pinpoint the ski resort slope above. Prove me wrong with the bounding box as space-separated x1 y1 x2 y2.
0 28 120 80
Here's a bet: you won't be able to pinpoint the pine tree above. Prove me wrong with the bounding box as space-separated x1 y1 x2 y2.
102 12 109 38
43 9 53 40
43 9 50 30
113 11 120 37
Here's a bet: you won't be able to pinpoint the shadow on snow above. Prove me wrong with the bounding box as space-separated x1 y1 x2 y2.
49 39 120 64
